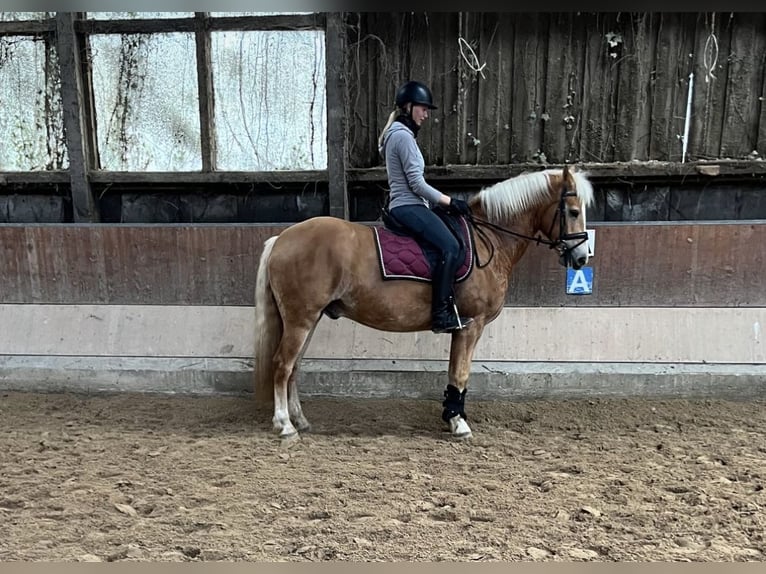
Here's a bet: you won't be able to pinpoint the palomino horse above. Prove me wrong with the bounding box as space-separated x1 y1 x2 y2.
254 166 595 440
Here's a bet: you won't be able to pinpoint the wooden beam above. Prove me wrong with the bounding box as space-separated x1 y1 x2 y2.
86 170 327 185
4 158 766 190
77 18 197 34
55 12 98 222
0 20 55 35
209 14 325 32
347 160 766 183
77 14 324 35
0 172 70 184
78 25 100 170
194 13 216 171
325 12 348 219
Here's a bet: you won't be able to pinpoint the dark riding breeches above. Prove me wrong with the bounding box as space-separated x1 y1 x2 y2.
388 204 462 303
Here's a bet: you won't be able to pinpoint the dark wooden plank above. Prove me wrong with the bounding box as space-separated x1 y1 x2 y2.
438 13 461 165
0 20 55 35
0 196 66 223
77 14 324 34
346 12 377 168
613 13 655 161
0 172 69 184
668 183 766 221
510 13 548 162
454 12 483 165
649 12 696 161
543 13 587 163
55 12 98 222
325 12 348 220
689 12 732 160
760 46 766 158
422 13 455 166
602 185 671 222
406 12 435 162
719 13 766 158
367 13 405 170
478 12 514 165
194 13 216 172
579 13 616 163
0 223 763 307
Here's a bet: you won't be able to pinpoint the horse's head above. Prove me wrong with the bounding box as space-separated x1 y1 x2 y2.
541 165 594 269
476 166 595 269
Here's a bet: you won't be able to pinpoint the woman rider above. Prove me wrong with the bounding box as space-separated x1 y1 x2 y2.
377 80 473 334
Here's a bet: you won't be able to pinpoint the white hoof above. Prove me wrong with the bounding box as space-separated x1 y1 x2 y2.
274 416 298 439
448 415 472 439
280 429 300 443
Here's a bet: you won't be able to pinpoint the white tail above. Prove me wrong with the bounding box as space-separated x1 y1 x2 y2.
253 236 281 404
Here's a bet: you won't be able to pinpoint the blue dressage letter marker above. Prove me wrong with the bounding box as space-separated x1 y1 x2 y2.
566 267 594 295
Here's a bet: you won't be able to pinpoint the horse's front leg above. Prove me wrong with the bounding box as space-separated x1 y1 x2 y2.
443 322 484 439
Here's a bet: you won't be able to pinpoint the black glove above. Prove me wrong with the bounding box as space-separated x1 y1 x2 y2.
449 198 472 216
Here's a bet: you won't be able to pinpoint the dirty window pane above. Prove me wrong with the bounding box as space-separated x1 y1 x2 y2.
90 33 201 171
0 35 67 170
0 13 54 22
87 12 194 20
212 30 326 171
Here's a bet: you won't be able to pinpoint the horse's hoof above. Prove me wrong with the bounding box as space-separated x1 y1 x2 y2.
280 430 300 443
452 430 473 440
294 418 311 432
448 415 473 439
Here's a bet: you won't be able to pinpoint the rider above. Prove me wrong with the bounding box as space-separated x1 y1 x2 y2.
377 80 473 334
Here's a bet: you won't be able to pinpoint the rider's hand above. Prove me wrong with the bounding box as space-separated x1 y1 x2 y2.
449 198 472 216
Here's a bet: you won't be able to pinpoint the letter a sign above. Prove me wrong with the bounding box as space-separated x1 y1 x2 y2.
566 267 594 295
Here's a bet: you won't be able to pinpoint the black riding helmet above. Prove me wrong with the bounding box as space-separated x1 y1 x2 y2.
395 80 437 110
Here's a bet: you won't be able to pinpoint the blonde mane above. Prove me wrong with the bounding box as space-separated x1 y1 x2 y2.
477 168 594 224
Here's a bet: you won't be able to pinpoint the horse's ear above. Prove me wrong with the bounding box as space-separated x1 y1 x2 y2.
562 164 573 189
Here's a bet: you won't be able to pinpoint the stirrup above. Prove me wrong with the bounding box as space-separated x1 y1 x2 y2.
451 300 472 329
432 308 474 334
432 317 473 334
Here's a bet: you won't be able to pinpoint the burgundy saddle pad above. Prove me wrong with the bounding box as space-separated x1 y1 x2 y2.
372 216 473 283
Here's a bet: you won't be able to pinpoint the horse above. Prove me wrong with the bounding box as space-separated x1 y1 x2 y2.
253 165 595 440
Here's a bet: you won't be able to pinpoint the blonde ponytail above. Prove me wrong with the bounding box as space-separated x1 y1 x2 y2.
377 109 399 155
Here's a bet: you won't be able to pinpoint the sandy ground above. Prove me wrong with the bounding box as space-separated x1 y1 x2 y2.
0 390 765 562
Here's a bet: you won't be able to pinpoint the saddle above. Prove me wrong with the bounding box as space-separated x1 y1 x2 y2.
372 206 474 283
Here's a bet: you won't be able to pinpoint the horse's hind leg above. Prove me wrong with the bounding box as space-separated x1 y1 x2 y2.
286 325 317 432
272 321 317 439
287 372 310 432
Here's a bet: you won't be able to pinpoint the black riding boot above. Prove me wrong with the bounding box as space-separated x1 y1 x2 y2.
431 256 473 334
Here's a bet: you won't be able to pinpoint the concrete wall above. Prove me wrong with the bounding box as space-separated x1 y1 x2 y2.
2 304 765 400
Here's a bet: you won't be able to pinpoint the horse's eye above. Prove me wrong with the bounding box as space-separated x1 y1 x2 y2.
569 209 580 218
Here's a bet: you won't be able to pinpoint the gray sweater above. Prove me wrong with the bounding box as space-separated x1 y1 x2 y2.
380 121 442 209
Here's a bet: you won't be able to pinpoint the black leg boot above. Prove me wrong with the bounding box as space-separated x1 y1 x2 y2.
431 257 473 334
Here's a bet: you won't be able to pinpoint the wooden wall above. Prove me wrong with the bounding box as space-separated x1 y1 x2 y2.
1 223 762 307
348 12 766 168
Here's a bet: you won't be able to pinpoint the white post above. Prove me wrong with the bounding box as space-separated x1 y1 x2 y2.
682 72 694 163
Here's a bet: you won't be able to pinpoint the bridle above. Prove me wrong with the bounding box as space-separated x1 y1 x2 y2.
467 184 589 268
